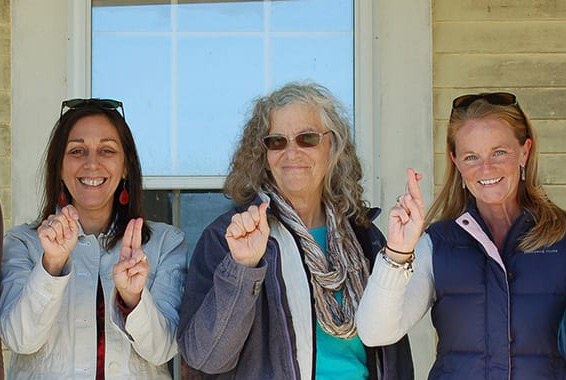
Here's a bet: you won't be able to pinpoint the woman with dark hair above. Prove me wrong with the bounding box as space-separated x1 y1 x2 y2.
177 83 413 380
357 92 566 379
0 99 187 379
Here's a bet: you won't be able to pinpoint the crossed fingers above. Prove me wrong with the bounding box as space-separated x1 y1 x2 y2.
38 205 79 244
393 168 425 223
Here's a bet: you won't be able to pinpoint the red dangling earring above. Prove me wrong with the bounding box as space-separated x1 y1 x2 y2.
119 180 129 206
58 189 67 207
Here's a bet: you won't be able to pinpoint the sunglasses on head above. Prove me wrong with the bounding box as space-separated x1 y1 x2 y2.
452 92 518 109
60 98 125 119
451 92 531 138
262 131 331 151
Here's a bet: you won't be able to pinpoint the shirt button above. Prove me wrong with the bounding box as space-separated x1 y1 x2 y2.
507 272 514 281
462 219 469 225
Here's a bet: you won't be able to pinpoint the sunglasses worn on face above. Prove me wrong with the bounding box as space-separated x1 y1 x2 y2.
60 98 125 119
262 131 331 151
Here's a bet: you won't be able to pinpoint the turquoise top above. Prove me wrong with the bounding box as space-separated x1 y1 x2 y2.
310 226 369 380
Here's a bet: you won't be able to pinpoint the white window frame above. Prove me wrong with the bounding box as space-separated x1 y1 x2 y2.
68 7 375 377
58 1 436 379
67 0 377 199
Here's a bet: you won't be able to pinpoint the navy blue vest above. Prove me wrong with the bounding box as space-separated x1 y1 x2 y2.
427 206 566 380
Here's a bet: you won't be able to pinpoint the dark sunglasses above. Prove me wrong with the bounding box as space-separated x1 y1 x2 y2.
451 92 531 138
452 92 517 109
262 131 331 151
60 98 125 119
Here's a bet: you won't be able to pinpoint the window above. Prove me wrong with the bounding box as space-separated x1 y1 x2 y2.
91 0 356 265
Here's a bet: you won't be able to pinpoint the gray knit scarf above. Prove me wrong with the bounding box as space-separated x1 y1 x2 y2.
265 190 370 339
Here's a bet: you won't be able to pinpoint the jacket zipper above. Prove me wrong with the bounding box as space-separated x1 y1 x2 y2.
460 212 514 380
478 241 512 380
502 215 533 380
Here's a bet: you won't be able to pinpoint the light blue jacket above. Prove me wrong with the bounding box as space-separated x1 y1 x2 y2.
0 221 188 380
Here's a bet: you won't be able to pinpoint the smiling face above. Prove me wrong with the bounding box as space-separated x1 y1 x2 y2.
61 114 127 220
451 117 532 213
267 102 332 205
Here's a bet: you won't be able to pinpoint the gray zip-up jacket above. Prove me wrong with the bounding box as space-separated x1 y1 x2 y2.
177 199 413 380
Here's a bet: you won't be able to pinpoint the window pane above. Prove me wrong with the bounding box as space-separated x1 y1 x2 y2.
93 4 171 33
142 190 235 264
176 36 263 175
179 192 235 263
177 2 263 32
92 35 173 174
92 0 354 177
143 190 173 224
271 0 353 32
271 35 353 108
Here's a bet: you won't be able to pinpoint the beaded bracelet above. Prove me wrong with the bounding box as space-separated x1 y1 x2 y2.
380 247 414 278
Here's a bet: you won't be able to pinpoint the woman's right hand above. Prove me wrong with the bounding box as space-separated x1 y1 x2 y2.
225 202 270 268
38 205 80 276
387 168 425 260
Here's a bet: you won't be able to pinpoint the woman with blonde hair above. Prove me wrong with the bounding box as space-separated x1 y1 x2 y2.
357 92 566 379
177 82 413 380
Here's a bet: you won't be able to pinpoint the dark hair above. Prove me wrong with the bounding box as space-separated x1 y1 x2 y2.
39 103 151 250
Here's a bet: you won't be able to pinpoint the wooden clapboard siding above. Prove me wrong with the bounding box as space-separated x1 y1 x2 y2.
435 21 566 53
435 54 566 88
435 0 566 21
433 0 566 209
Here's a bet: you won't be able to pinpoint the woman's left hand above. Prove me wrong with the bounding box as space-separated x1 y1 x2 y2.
387 168 425 256
113 218 150 308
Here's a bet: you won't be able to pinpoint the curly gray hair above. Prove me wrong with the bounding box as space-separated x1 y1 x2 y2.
224 82 370 227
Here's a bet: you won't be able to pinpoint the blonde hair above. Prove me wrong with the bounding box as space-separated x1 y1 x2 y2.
224 82 370 228
425 98 566 251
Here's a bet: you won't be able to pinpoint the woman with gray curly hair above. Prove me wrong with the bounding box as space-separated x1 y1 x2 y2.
177 82 413 380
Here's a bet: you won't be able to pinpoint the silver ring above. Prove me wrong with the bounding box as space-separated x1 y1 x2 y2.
396 195 403 205
47 220 54 227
